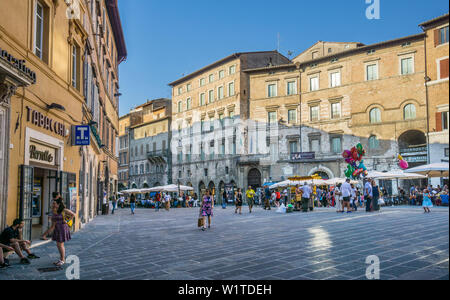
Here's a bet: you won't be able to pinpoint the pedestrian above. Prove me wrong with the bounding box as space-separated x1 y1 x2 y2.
130 193 136 215
372 180 381 212
275 189 281 207
300 183 312 212
200 189 214 231
264 185 271 210
222 190 228 209
164 193 171 211
111 193 117 214
246 186 255 213
335 184 343 213
44 198 74 267
119 195 125 208
155 192 161 212
283 188 288 206
271 190 277 208
295 185 302 211
235 188 243 214
364 179 373 212
422 189 433 213
351 184 357 211
341 179 353 213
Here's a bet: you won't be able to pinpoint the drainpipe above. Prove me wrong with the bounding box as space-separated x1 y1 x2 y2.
298 64 303 154
421 28 431 186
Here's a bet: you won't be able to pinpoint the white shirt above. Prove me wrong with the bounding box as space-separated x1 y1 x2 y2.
341 182 352 198
301 185 312 198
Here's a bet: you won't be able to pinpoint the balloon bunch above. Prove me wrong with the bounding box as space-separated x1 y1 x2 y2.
398 155 409 170
342 143 368 179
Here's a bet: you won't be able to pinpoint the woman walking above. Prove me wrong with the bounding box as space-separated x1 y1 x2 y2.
130 193 136 215
235 189 243 214
200 189 214 230
422 189 433 213
42 198 74 267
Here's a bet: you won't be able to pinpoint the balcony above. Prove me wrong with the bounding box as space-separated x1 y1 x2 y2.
147 149 169 164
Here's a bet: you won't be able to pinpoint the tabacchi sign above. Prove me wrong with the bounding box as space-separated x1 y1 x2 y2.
26 106 67 137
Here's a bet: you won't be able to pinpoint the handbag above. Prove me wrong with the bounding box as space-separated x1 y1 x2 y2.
197 217 204 228
378 198 385 206
62 211 73 228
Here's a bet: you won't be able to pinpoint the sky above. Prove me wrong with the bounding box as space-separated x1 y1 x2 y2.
117 0 449 117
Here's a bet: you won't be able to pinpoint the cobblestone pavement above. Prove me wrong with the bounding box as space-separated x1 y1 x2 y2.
0 205 448 280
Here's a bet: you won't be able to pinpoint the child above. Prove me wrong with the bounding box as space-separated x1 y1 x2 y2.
422 189 433 213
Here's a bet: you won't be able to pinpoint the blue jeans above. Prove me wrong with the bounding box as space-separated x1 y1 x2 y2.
112 202 117 213
155 201 159 211
130 203 136 214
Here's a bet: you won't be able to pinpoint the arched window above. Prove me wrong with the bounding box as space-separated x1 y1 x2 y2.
369 135 379 149
369 108 381 123
404 104 416 120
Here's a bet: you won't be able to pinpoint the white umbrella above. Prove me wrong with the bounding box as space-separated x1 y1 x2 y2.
120 188 142 194
323 178 359 185
375 170 426 180
404 163 449 178
366 171 391 179
148 184 194 192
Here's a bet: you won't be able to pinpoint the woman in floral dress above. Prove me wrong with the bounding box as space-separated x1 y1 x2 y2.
200 190 214 231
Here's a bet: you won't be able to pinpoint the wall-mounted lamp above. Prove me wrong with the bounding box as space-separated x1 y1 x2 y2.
114 93 122 97
47 103 66 111
88 120 98 126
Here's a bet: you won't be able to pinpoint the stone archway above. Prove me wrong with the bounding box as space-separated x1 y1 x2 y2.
308 166 334 179
247 168 262 189
398 130 427 168
208 181 216 196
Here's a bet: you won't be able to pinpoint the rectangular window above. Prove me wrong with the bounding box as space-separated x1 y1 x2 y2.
289 141 298 154
443 111 449 130
310 76 319 91
208 90 214 103
268 84 277 97
311 139 320 153
439 58 449 79
209 74 214 83
330 71 341 87
219 70 225 79
72 45 79 89
366 64 378 81
288 109 297 124
177 101 182 113
401 57 414 75
218 86 224 100
200 93 206 106
331 137 342 153
200 78 206 86
331 102 341 119
268 111 277 124
187 84 192 92
178 87 182 95
438 26 449 45
287 81 297 95
229 65 236 74
35 1 44 59
228 82 235 96
186 98 191 110
310 105 319 122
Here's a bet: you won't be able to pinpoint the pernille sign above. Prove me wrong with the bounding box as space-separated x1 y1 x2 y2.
72 125 90 146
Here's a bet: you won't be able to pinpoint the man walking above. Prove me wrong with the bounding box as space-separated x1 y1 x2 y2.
264 185 271 210
365 179 373 212
341 178 353 213
300 183 312 213
246 186 255 213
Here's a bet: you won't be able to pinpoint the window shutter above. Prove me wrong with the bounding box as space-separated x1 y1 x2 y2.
434 29 440 46
436 112 443 132
440 58 449 79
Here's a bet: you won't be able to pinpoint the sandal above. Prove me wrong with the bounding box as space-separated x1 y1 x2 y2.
55 260 65 267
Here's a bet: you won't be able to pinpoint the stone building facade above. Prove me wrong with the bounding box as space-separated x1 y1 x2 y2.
168 51 291 198
118 113 130 190
128 98 172 189
0 0 126 238
420 14 449 186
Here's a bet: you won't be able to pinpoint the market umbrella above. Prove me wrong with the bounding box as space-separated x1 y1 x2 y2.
120 188 142 194
323 178 359 185
404 163 449 178
374 170 426 180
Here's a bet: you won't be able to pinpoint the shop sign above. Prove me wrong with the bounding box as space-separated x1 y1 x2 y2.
291 152 315 161
29 142 56 166
0 46 37 84
72 125 90 146
26 106 66 137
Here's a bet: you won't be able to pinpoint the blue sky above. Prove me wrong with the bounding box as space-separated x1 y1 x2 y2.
117 0 449 116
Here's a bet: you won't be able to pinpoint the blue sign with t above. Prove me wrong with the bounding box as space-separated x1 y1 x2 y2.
74 125 90 146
